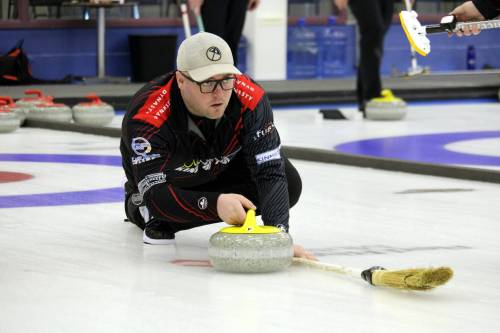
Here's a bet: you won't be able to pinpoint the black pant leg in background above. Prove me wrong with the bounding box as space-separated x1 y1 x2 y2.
349 0 394 110
201 0 249 65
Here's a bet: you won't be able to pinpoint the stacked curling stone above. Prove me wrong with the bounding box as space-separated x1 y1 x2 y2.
365 89 407 121
29 98 72 123
15 89 53 122
0 100 21 133
0 96 27 125
209 210 294 273
72 94 115 126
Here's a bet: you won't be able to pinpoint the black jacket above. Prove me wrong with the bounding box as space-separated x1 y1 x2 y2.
120 73 290 231
473 0 500 19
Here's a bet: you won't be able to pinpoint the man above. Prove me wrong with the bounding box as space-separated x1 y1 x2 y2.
121 32 314 259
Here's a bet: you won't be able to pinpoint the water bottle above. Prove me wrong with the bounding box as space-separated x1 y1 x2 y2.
466 45 476 70
319 16 347 78
287 18 319 79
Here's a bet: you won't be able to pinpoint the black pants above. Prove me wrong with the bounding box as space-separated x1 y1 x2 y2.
201 0 249 65
125 154 302 233
349 0 394 111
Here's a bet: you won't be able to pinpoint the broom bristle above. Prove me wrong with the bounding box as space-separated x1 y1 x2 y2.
372 267 453 291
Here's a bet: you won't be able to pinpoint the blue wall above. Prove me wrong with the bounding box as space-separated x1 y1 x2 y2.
0 24 499 80
0 27 186 80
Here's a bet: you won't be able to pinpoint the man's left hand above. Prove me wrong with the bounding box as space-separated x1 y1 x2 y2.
293 244 317 260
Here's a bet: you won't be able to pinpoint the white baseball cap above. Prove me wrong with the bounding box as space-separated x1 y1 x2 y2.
176 32 241 82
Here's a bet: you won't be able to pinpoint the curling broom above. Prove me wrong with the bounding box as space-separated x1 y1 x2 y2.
293 258 453 291
179 0 192 38
179 0 205 38
399 10 500 56
403 0 426 76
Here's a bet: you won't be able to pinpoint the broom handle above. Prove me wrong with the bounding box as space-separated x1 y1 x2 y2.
456 19 500 31
179 0 192 38
196 13 205 32
403 0 420 73
426 18 500 34
292 258 364 280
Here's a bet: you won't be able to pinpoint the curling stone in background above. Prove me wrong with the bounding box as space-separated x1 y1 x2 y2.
0 101 21 133
72 94 115 126
15 89 53 115
208 210 294 273
28 99 72 123
365 89 407 121
0 96 27 125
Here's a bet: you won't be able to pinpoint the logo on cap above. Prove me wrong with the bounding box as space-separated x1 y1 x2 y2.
206 46 222 61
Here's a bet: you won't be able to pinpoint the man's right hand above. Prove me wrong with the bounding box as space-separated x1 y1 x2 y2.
217 194 257 225
450 1 484 36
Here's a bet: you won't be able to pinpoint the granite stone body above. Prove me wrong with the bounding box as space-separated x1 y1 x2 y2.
366 99 407 121
72 104 115 126
11 105 27 125
208 232 294 273
27 104 73 123
0 111 21 133
16 95 52 122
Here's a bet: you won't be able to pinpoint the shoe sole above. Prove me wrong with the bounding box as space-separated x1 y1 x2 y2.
143 230 176 245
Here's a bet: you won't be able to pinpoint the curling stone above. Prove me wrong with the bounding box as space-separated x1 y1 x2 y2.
208 210 294 273
15 89 53 115
0 96 27 125
365 89 407 121
27 99 72 123
72 94 115 126
0 101 21 133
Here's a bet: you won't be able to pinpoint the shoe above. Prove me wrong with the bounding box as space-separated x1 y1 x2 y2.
143 219 176 245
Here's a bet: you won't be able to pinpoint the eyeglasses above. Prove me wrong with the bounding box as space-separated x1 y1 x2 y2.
180 72 236 94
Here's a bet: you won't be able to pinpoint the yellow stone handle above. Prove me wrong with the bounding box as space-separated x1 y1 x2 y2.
219 209 282 234
241 209 257 232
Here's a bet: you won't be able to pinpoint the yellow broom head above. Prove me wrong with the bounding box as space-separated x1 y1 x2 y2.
372 267 453 291
400 10 430 56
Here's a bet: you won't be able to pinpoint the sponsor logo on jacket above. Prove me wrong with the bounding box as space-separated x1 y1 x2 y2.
233 75 264 110
175 148 241 173
255 146 281 165
133 78 174 128
252 122 276 141
131 137 161 165
138 172 167 196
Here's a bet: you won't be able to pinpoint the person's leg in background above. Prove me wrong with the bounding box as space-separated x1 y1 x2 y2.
223 0 249 65
200 0 229 40
201 0 249 65
381 0 395 52
349 0 394 113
